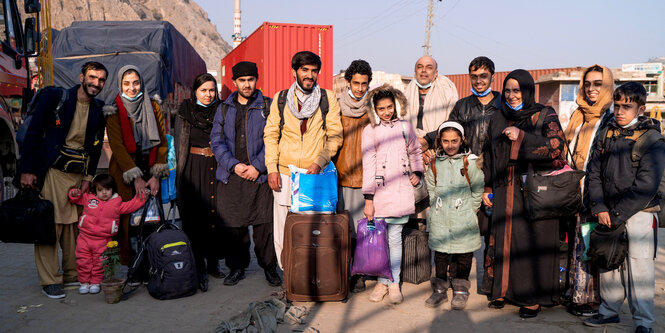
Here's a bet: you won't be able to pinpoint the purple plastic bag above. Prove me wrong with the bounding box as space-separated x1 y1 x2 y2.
351 218 392 280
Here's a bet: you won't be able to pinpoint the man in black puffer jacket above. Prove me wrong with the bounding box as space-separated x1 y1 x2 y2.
584 82 665 333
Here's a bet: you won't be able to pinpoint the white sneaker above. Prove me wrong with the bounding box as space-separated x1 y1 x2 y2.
78 283 90 294
89 284 101 294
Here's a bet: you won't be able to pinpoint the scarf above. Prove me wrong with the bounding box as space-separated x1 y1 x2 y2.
286 82 321 119
117 65 160 153
339 89 370 118
405 74 459 137
564 65 614 170
178 98 216 133
489 69 545 186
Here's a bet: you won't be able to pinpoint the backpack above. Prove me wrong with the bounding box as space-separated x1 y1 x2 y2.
219 96 271 125
144 223 198 300
597 126 665 228
276 89 329 142
16 87 67 148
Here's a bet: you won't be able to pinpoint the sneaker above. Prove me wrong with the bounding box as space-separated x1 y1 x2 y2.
42 284 66 299
89 284 101 294
368 283 388 302
388 283 403 304
78 283 90 294
584 314 620 327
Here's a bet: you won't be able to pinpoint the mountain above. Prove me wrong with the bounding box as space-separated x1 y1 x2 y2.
19 0 232 71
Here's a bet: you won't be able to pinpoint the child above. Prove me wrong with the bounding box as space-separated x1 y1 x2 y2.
362 84 424 304
69 174 146 294
424 121 483 310
584 82 665 332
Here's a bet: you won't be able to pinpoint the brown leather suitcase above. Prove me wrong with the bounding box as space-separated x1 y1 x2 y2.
282 211 350 301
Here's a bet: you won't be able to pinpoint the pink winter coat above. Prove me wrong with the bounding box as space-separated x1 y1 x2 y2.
361 119 424 218
68 189 145 237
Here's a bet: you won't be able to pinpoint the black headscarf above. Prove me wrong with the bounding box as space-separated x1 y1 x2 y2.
488 69 546 186
178 98 217 133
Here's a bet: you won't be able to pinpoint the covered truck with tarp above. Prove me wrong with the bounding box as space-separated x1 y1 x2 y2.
51 20 206 128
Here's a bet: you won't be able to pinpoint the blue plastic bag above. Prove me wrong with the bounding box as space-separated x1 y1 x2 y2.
351 218 392 280
160 134 177 204
289 161 338 214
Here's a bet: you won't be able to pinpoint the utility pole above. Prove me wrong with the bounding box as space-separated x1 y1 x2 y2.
423 0 441 56
232 0 243 48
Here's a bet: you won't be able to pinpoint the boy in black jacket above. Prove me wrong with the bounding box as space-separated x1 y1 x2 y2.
584 82 664 333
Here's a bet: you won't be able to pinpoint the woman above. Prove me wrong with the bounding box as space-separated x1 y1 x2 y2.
482 69 566 318
174 73 225 292
564 65 614 316
106 65 168 266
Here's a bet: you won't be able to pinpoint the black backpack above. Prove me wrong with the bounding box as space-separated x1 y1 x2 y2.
588 223 628 271
144 223 198 300
597 126 665 228
16 86 67 149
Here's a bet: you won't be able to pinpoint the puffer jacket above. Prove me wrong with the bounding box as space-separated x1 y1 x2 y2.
426 152 484 253
587 116 665 226
68 190 145 237
423 92 500 155
263 89 343 176
362 85 424 219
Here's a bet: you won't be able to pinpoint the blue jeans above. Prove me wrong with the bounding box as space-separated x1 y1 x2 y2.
377 216 408 285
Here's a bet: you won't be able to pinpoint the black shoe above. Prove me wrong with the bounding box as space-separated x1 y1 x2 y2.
584 314 620 327
567 303 598 317
223 269 246 286
635 326 653 333
264 268 282 287
42 284 66 299
351 275 366 293
488 299 505 309
207 265 226 279
519 306 541 318
199 278 209 292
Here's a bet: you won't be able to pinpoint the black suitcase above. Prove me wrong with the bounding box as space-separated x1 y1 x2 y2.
401 227 431 284
0 189 56 244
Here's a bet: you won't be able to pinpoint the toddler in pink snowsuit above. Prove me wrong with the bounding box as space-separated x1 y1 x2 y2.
69 174 145 294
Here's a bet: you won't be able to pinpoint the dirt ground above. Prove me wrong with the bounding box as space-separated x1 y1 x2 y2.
1 229 664 333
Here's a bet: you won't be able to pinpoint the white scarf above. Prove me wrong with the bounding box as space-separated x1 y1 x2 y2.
286 82 321 119
405 74 459 137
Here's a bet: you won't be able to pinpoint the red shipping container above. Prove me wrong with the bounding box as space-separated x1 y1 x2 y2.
220 22 333 100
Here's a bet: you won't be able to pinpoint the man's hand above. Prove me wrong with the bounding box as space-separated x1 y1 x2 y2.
364 199 374 221
234 163 248 177
418 137 429 152
597 211 612 227
244 165 260 181
146 177 159 196
20 173 37 189
268 172 281 192
134 177 147 195
305 163 322 175
80 180 90 194
482 192 493 207
409 174 420 186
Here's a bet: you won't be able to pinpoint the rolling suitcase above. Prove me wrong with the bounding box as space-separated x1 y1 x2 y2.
282 211 350 301
401 227 431 284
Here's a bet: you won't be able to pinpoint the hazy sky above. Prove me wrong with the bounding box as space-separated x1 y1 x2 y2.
196 0 665 76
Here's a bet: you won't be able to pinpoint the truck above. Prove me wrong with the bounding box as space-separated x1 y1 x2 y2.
0 0 40 202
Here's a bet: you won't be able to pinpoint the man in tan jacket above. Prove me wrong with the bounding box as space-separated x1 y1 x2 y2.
263 51 343 268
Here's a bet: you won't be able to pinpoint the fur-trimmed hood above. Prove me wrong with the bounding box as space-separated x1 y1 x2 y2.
366 84 408 125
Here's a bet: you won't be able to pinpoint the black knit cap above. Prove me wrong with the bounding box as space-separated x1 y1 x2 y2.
232 61 258 80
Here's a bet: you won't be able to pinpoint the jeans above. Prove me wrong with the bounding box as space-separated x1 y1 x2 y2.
377 216 408 285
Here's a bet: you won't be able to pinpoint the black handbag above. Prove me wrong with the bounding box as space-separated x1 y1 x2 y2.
522 109 585 220
588 223 628 270
0 189 56 244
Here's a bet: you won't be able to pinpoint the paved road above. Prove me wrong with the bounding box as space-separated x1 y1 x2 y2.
1 230 664 333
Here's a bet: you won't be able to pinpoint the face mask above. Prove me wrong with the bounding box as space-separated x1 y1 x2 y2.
505 101 523 111
197 99 214 107
585 96 595 106
121 91 143 101
415 80 432 90
295 76 313 94
620 117 639 129
471 87 491 97
348 88 367 101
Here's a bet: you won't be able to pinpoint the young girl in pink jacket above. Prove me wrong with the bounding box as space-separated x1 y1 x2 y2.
362 84 424 304
69 174 145 294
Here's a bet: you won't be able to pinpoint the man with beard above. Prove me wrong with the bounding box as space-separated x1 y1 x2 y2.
211 61 281 287
17 61 108 299
264 51 343 268
333 59 372 292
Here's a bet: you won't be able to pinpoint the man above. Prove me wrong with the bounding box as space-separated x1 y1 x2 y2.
17 61 108 299
405 55 458 139
264 51 343 268
333 59 372 292
419 56 501 296
211 61 281 287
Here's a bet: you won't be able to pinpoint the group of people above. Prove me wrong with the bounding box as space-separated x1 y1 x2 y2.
16 50 661 333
